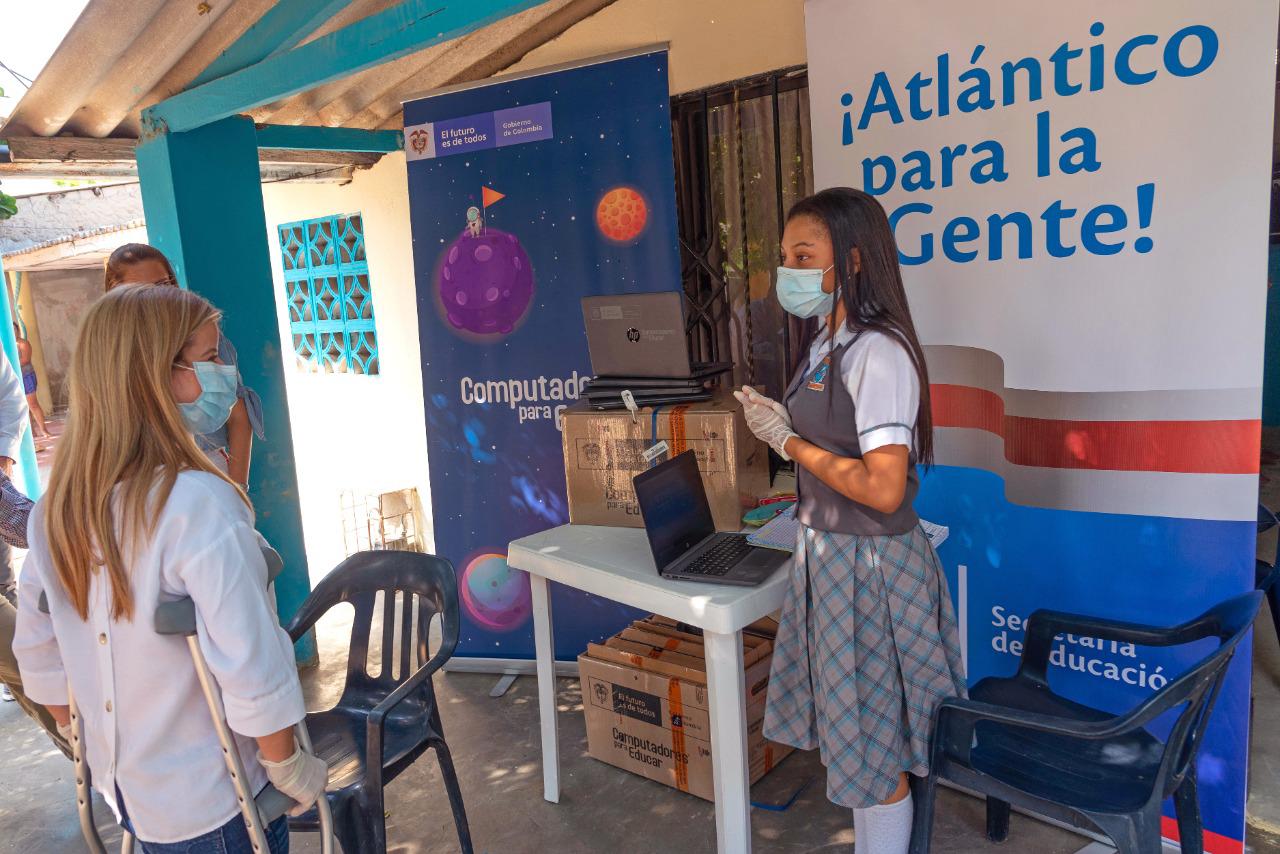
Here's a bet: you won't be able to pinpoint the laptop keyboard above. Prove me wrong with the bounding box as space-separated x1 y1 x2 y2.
685 535 753 576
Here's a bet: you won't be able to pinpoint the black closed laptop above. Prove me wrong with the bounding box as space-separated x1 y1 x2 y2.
633 451 787 586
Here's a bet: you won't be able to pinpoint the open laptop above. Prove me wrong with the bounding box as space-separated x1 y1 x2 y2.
633 451 787 586
582 292 731 379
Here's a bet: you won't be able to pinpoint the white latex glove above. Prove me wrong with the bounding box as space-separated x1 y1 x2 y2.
259 739 328 817
737 386 791 425
733 387 798 461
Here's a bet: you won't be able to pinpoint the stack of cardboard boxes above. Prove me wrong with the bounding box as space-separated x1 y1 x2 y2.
578 614 793 800
560 383 788 796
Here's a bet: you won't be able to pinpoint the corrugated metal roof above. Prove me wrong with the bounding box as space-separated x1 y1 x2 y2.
0 0 616 144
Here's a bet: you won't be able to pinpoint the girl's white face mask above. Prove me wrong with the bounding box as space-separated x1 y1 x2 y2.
775 265 836 318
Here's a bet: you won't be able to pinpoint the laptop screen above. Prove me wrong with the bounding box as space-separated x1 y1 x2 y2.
581 292 692 378
633 451 716 571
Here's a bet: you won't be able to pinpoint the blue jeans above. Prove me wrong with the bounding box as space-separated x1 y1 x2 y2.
118 787 290 854
134 814 290 854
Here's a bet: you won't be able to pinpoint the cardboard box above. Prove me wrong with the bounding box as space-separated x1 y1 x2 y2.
561 393 770 532
579 620 793 801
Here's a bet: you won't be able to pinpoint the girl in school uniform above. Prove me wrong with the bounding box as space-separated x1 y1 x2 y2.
735 187 965 854
104 243 265 489
14 285 325 853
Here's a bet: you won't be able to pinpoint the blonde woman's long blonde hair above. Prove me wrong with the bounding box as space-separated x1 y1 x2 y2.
45 284 248 620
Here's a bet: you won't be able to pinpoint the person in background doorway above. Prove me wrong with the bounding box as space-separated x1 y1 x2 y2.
735 188 965 854
14 323 49 442
14 284 324 852
104 243 264 489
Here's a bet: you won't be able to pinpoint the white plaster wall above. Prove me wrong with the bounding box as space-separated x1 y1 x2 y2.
260 153 434 582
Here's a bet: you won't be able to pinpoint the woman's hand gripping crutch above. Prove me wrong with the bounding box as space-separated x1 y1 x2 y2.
153 545 335 854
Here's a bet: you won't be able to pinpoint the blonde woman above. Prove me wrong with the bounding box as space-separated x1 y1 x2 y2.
13 285 324 853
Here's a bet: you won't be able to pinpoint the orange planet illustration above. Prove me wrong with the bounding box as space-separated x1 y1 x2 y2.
596 186 649 243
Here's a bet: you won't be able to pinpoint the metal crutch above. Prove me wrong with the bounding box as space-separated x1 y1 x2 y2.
43 546 334 854
154 546 335 854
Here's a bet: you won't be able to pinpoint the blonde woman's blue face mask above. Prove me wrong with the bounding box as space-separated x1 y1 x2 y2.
175 361 238 435
171 321 236 436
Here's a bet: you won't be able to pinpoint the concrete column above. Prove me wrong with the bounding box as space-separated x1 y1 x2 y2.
137 116 316 664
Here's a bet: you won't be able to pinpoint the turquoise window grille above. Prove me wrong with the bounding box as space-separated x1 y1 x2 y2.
278 213 379 375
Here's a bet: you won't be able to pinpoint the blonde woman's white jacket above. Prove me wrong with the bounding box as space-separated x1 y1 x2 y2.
14 471 305 844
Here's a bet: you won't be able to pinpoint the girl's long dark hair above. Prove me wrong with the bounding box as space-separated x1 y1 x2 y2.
787 187 934 468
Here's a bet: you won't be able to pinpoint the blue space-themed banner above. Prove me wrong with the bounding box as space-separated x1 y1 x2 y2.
404 49 680 662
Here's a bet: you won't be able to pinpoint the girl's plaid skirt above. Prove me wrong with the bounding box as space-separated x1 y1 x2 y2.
762 524 966 808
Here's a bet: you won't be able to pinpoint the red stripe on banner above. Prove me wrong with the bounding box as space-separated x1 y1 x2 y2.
1160 815 1243 854
930 384 1260 475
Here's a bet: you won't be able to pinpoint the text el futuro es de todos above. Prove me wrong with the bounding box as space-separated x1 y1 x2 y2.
838 20 1221 265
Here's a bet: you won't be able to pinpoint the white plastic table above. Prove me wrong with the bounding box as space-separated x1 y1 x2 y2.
507 524 790 854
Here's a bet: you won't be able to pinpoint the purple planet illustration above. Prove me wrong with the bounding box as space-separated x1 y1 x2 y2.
438 227 534 338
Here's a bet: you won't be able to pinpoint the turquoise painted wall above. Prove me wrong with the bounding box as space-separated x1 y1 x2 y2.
136 116 316 663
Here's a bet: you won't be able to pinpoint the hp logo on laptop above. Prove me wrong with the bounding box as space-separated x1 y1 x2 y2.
626 327 641 343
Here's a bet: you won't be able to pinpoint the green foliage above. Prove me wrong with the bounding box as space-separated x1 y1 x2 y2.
0 190 16 220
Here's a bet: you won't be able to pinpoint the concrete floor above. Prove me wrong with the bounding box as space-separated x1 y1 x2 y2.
5 603 1280 853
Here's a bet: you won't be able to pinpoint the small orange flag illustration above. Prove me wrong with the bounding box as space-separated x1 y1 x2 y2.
482 186 506 208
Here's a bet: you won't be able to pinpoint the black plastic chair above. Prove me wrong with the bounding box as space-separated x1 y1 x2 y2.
912 591 1262 854
1256 504 1280 649
284 551 473 854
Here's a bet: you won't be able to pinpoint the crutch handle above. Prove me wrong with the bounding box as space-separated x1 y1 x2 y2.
260 546 284 584
254 784 295 825
154 598 196 636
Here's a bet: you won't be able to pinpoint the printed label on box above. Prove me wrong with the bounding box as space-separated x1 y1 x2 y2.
642 440 670 464
574 438 725 472
611 684 662 726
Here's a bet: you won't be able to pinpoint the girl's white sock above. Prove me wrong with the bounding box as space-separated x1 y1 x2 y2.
853 790 913 854
853 803 868 851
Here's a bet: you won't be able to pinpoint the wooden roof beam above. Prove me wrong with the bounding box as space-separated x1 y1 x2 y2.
0 161 356 183
3 136 384 166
